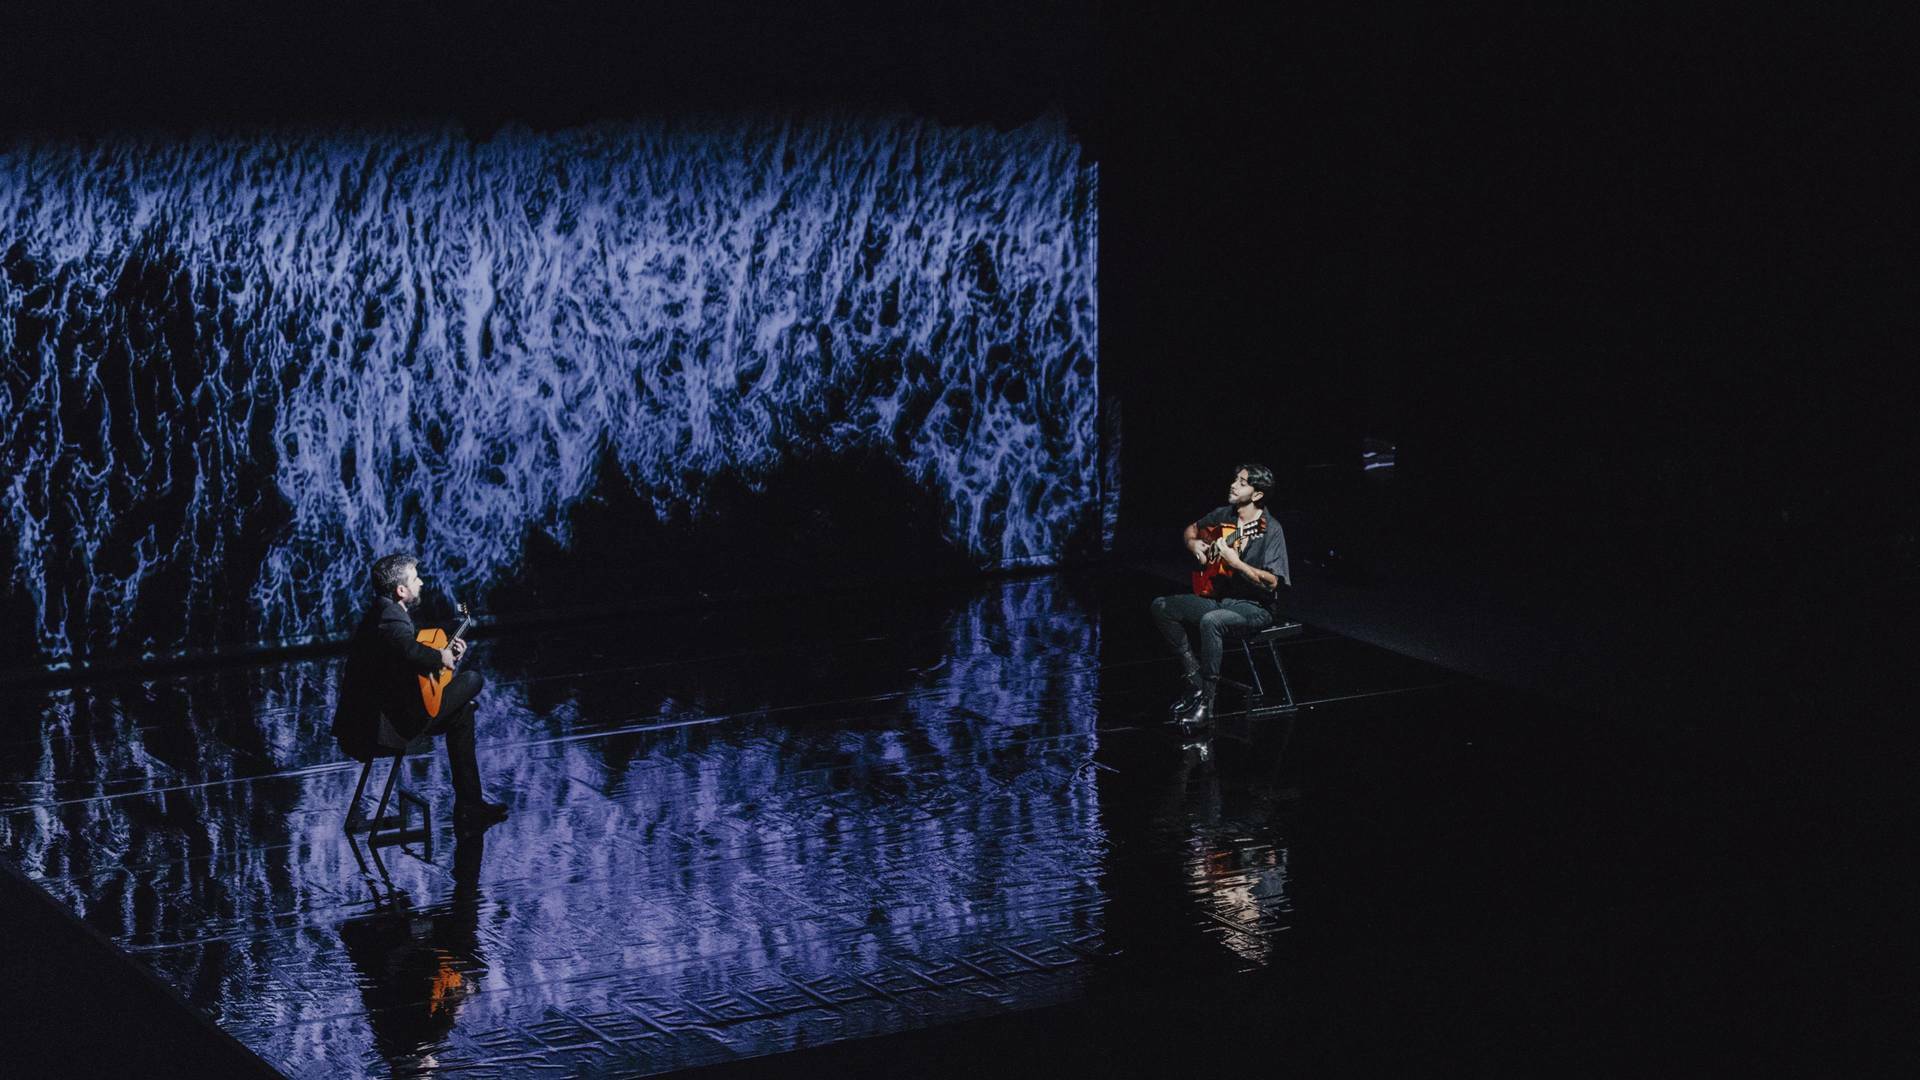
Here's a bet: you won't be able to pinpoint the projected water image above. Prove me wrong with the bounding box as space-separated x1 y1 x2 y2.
0 115 1098 664
0 576 1109 1078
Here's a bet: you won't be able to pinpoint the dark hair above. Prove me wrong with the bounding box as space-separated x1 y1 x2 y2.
1236 463 1276 503
370 552 418 597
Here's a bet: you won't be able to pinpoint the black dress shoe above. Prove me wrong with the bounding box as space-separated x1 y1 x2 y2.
454 799 509 832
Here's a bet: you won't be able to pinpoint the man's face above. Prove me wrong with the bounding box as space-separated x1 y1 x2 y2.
1228 469 1260 507
395 564 425 609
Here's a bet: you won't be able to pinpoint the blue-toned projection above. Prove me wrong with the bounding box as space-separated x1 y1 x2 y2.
0 577 1108 1077
0 115 1099 663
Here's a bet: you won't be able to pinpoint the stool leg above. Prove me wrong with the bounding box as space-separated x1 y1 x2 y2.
369 755 432 852
1239 639 1267 698
345 759 375 832
372 756 403 831
1267 639 1296 708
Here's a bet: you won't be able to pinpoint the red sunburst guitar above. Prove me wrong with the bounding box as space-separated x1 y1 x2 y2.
416 602 473 718
1190 519 1266 597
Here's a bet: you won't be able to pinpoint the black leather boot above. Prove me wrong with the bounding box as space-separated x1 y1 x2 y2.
1169 684 1206 717
1177 685 1218 731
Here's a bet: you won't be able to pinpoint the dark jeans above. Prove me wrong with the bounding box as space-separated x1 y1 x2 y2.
422 670 486 804
1150 594 1275 698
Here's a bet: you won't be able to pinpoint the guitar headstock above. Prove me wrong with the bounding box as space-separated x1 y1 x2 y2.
447 600 477 644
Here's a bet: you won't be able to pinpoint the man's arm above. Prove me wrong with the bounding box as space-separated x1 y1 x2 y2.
1182 520 1211 564
376 609 454 673
1218 544 1279 592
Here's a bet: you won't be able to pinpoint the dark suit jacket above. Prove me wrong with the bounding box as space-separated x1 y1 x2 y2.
333 596 444 760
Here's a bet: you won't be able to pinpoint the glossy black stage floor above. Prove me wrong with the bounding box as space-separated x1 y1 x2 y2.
1 565 1910 1076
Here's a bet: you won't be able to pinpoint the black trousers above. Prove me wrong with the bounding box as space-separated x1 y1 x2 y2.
420 670 486 804
1150 594 1275 697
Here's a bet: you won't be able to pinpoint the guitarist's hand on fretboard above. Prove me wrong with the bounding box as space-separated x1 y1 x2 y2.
418 601 475 718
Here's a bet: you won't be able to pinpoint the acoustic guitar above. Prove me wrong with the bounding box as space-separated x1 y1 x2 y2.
416 602 473 718
1190 519 1266 598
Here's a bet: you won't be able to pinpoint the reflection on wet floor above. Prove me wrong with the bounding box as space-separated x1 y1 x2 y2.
0 573 1450 1077
1166 728 1297 970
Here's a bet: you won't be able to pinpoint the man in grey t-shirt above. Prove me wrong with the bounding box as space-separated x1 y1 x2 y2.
1149 464 1291 728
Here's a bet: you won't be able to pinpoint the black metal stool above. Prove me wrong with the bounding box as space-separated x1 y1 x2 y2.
344 718 433 848
1217 621 1306 710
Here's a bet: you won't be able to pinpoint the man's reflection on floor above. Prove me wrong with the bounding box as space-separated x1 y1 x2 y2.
339 831 488 1072
1168 712 1298 968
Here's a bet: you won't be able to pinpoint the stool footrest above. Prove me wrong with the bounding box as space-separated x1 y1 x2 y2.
369 826 431 848
347 813 403 834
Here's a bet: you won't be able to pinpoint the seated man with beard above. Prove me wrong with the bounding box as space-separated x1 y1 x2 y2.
1149 464 1292 728
334 552 508 832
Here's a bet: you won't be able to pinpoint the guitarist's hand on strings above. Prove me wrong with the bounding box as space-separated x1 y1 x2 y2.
440 638 466 670
1217 539 1278 591
1189 538 1212 565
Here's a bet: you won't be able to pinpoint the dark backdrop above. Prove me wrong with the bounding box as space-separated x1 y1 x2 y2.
1103 5 1911 606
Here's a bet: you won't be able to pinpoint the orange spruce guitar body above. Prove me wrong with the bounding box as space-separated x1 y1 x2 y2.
1190 519 1265 598
416 603 473 718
